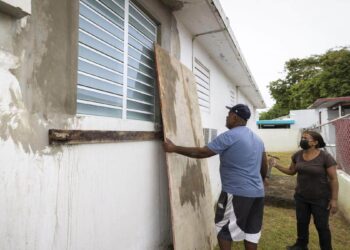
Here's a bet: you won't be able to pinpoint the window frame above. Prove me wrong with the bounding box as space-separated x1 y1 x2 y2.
76 0 161 127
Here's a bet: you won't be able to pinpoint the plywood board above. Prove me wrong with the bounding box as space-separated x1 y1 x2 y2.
155 44 216 250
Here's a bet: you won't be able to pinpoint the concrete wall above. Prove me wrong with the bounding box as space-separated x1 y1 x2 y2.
0 0 174 249
256 129 301 152
338 170 350 223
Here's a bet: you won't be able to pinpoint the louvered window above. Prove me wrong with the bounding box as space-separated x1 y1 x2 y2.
77 0 158 122
229 89 236 107
193 58 210 112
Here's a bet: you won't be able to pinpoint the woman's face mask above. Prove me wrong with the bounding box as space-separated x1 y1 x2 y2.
299 139 310 150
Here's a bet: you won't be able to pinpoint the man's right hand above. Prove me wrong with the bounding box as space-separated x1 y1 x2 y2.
163 138 177 153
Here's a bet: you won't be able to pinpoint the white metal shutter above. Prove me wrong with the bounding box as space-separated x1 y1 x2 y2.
77 0 157 121
77 0 125 117
126 2 157 121
193 58 210 112
230 88 235 107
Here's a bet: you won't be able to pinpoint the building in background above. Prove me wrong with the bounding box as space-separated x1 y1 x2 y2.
308 97 350 222
256 96 350 222
0 0 265 249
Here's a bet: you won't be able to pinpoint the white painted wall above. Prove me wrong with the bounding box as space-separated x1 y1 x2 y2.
256 129 301 152
289 109 318 129
0 140 170 250
0 48 171 249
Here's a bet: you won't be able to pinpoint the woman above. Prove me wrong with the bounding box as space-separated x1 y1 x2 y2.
269 131 338 250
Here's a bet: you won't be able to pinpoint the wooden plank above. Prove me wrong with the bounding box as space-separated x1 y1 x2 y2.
49 129 163 145
154 44 216 250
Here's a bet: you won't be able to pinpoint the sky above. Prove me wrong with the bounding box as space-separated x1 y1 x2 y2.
219 0 350 109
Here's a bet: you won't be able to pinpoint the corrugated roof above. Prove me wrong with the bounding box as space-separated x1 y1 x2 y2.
308 96 350 109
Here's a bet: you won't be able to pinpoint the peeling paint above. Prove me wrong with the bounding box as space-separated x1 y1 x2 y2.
13 0 78 115
0 50 63 155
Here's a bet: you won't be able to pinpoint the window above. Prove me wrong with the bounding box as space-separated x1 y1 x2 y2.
193 58 210 112
229 88 235 107
77 0 158 122
203 128 218 144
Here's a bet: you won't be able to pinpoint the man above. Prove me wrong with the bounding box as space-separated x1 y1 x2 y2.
163 104 268 250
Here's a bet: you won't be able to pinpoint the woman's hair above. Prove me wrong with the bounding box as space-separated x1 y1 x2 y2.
303 130 326 148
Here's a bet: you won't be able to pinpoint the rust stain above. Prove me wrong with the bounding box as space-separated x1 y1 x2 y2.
179 159 206 208
49 130 163 145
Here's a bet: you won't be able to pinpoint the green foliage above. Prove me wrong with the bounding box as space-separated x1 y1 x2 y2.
261 47 350 120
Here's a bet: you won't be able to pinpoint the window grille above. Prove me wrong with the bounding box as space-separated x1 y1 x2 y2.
77 0 158 122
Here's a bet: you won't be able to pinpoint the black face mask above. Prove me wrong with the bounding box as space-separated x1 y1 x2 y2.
300 139 310 150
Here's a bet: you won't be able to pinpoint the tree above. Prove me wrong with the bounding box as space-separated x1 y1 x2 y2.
260 47 350 120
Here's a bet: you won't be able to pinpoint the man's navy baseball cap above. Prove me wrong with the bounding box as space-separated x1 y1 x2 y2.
226 104 251 121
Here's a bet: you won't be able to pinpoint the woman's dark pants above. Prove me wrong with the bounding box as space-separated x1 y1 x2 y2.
294 195 332 250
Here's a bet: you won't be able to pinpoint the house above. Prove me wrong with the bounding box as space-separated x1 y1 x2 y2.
255 110 313 152
308 96 350 146
0 0 265 249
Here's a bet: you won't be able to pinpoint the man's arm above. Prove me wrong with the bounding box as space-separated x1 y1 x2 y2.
163 138 217 159
261 152 268 180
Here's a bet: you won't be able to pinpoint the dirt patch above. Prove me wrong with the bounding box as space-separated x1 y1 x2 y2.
265 175 296 208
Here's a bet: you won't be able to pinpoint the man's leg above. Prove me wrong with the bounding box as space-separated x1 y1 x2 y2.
244 240 257 250
218 237 232 250
215 192 233 250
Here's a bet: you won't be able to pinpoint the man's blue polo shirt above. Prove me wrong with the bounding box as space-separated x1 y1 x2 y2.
207 126 265 197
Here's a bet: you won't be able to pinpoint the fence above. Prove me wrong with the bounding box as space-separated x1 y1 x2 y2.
309 114 350 174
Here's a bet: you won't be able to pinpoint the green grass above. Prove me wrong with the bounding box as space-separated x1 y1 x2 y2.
214 205 350 250
214 152 350 249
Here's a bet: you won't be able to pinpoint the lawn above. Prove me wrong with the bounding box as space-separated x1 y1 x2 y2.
214 205 350 250
214 151 350 250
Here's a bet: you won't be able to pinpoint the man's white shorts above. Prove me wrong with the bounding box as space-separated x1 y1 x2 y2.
215 191 264 244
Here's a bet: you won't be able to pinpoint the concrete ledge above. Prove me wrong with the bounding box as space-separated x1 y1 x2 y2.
0 0 31 18
338 170 350 223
